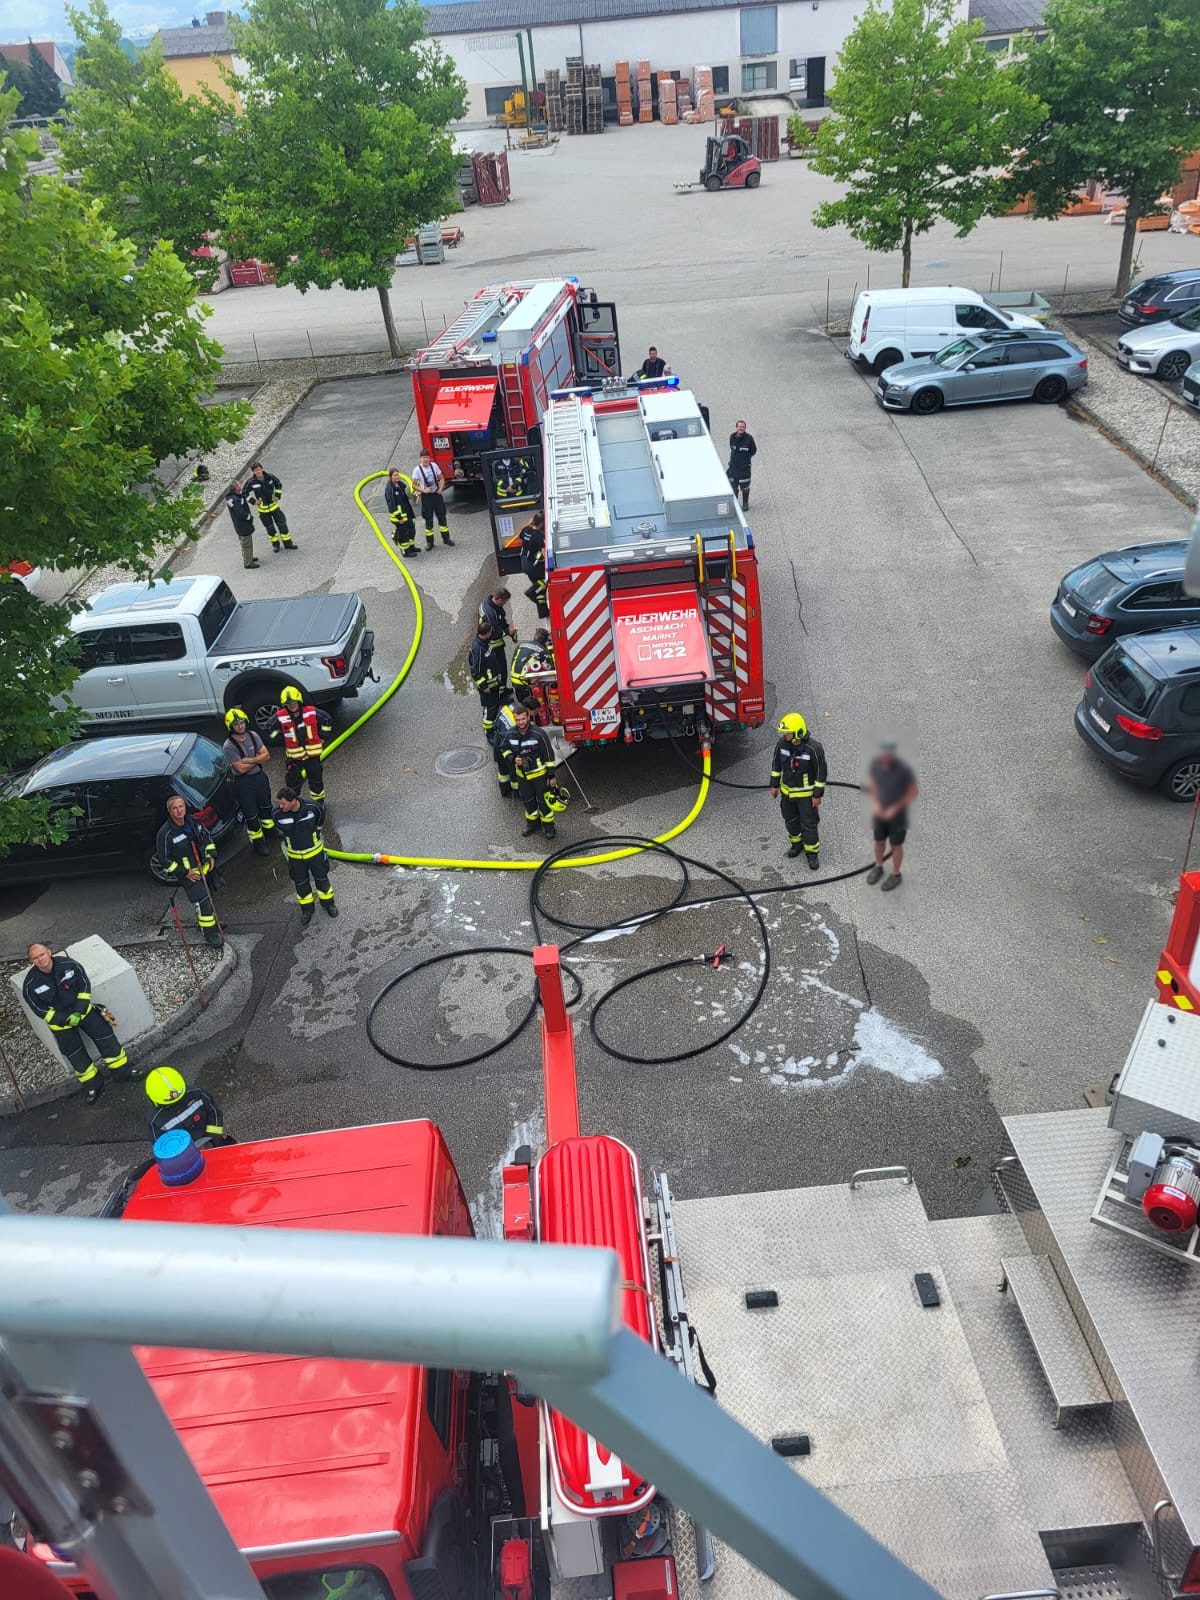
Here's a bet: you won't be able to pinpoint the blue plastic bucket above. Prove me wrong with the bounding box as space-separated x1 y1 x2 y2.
153 1129 205 1187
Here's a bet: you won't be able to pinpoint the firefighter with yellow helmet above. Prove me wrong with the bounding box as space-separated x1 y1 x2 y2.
266 686 333 801
769 712 828 867
222 707 274 857
145 1066 234 1147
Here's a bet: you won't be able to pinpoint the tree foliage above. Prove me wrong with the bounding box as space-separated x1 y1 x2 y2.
3 42 63 119
228 0 466 356
811 0 1043 285
58 0 228 289
1006 0 1200 294
0 91 247 855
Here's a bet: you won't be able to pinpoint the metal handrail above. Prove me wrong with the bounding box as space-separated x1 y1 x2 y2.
849 1165 913 1191
991 1155 1018 1173
1152 1497 1178 1583
980 1590 1062 1599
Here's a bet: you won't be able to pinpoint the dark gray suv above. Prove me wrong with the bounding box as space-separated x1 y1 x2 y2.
1075 629 1200 799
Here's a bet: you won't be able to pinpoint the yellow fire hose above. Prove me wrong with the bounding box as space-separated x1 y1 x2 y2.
320 470 710 871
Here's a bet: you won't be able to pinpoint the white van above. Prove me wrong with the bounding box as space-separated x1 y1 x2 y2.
846 287 1043 372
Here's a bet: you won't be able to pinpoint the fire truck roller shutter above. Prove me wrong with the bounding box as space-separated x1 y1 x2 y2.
610 585 714 691
426 378 499 434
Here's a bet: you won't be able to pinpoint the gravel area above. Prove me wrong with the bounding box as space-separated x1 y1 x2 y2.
0 940 224 1106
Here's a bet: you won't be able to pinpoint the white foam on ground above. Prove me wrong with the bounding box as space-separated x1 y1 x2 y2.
844 1007 943 1084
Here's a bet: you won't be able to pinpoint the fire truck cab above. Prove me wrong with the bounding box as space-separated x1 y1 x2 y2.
409 281 620 492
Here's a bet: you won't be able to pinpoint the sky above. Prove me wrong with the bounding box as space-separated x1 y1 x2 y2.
0 0 189 42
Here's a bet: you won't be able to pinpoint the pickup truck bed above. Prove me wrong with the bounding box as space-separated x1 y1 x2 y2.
211 595 359 655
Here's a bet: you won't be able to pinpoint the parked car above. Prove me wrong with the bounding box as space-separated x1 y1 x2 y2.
1182 358 1200 412
845 286 1043 372
1115 305 1200 381
0 732 239 885
1117 269 1200 327
1075 629 1200 800
874 332 1088 415
1051 540 1198 659
66 574 375 735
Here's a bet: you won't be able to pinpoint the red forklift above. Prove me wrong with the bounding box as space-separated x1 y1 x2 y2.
674 136 762 194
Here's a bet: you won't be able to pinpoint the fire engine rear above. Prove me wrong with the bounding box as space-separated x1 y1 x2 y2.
409 281 620 491
485 381 765 749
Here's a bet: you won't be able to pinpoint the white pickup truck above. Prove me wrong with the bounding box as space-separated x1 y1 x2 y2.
67 575 376 734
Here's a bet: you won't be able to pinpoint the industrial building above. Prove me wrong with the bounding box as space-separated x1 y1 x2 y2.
155 9 242 109
425 0 1041 126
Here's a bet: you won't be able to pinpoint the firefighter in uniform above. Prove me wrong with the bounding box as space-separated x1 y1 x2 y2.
384 469 418 556
510 629 554 695
223 708 274 857
272 787 338 925
145 1066 234 1148
247 461 297 552
493 456 527 501
497 705 564 840
727 420 757 511
492 693 535 799
156 795 224 945
23 942 135 1103
267 686 333 801
480 588 516 682
770 712 828 867
469 622 504 736
413 449 454 549
518 511 548 615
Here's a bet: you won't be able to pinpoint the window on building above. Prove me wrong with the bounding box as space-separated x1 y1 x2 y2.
982 35 1010 51
711 65 730 94
741 61 777 91
484 84 520 116
740 6 777 56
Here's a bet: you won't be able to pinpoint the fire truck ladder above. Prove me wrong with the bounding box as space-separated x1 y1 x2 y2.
696 531 740 680
500 362 529 447
547 395 603 534
0 1186 941 1600
419 287 517 364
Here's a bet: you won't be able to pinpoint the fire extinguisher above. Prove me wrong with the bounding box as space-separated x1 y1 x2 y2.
546 677 562 725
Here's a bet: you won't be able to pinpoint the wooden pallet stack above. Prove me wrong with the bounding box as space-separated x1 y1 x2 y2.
585 62 604 132
544 66 564 132
636 58 653 122
472 150 511 205
658 71 677 125
564 57 584 134
615 58 633 126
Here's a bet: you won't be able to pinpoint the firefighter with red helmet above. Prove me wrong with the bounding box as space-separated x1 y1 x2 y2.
770 712 827 867
267 686 333 801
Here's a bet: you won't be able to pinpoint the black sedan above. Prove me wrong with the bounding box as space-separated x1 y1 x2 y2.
0 732 239 885
1118 269 1200 327
1051 540 1200 660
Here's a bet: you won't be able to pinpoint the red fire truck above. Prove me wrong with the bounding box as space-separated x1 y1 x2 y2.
484 380 765 748
409 281 620 491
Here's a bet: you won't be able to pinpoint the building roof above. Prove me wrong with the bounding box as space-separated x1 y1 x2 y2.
967 0 1047 34
425 0 739 35
157 22 236 57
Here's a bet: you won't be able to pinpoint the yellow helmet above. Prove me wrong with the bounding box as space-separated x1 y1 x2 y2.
146 1066 186 1106
224 707 249 729
280 685 303 705
778 712 808 739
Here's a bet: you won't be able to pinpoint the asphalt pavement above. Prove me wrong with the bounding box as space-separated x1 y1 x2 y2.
3 139 1196 1229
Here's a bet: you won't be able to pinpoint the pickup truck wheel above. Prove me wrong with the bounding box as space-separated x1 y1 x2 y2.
237 689 282 735
148 853 174 885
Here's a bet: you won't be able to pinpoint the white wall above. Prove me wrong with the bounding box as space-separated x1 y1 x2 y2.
440 0 970 123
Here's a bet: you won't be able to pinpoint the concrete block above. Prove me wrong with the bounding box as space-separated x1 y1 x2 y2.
11 936 154 1070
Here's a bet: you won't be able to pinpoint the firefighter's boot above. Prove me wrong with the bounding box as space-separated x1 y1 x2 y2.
441 529 456 547
204 926 224 949
522 820 539 837
543 823 557 841
300 902 315 926
787 842 804 859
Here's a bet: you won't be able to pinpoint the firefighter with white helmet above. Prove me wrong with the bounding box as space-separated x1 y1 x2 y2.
145 1066 233 1147
769 712 828 867
266 685 333 801
222 707 274 857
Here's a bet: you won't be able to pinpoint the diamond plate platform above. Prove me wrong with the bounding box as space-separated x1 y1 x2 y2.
1002 1107 1200 1570
670 1181 1057 1600
1000 1254 1111 1424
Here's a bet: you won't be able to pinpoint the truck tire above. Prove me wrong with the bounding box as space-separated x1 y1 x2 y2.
873 348 903 374
228 683 286 736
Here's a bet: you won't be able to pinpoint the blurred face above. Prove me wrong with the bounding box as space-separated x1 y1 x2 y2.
389 470 400 482
29 943 53 972
231 717 248 736
735 421 746 434
648 347 657 358
167 796 186 824
278 794 300 812
421 452 431 464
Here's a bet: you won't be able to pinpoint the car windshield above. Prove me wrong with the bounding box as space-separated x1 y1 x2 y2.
1174 306 1200 332
173 737 228 803
199 580 238 649
1094 648 1159 716
1068 561 1122 607
932 338 977 368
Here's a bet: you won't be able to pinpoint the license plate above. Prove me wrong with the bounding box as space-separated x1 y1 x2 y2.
589 707 619 727
1090 707 1111 734
1061 597 1077 618
1122 302 1135 316
1116 350 1130 365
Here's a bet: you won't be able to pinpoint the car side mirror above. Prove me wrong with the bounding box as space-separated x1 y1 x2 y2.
964 363 977 372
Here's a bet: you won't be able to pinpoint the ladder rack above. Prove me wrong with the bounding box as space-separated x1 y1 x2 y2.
417 288 519 365
546 395 606 535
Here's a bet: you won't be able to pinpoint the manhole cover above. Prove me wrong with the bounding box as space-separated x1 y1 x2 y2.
435 746 489 777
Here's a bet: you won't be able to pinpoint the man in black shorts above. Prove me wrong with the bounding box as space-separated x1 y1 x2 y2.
866 742 918 892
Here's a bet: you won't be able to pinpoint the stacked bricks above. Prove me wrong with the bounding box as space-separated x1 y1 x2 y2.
693 64 714 123
565 56 584 135
658 71 677 125
544 66 564 132
636 58 653 122
616 59 633 126
585 62 604 132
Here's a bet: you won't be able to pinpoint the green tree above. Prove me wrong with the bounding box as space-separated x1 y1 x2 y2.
23 40 64 118
228 0 466 357
1006 0 1200 295
811 0 1043 286
0 90 247 855
59 0 228 289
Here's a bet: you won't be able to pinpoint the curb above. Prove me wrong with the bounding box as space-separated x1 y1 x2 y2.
0 937 240 1119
